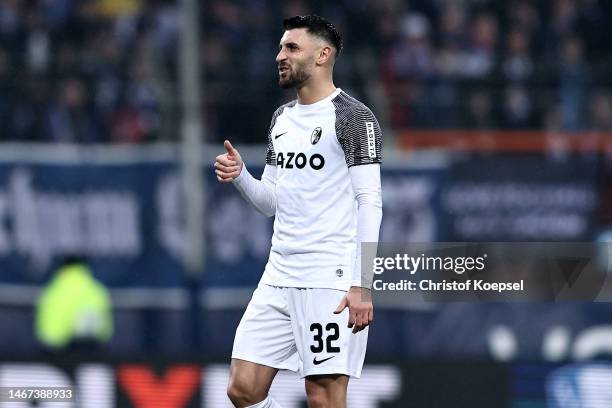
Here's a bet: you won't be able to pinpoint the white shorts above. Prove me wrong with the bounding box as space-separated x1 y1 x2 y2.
231 284 369 378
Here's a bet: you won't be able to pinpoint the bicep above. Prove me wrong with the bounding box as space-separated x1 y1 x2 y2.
339 108 383 168
349 164 382 207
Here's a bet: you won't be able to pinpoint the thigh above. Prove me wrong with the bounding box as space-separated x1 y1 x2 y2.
289 288 369 378
232 284 300 372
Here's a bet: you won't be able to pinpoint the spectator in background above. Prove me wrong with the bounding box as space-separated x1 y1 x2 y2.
202 35 231 139
390 13 434 79
464 90 495 129
427 2 468 128
461 12 498 79
0 0 20 54
204 0 254 140
40 0 73 31
0 0 611 140
543 105 573 161
500 28 536 129
506 0 540 36
559 36 588 131
113 54 162 143
47 77 102 142
429 47 461 127
383 13 433 128
35 256 113 352
502 28 533 84
51 42 81 78
438 2 467 50
503 85 534 129
588 92 612 131
88 28 123 137
550 0 579 41
24 5 51 74
9 74 50 141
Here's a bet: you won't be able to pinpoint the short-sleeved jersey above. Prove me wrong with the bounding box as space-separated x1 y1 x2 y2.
261 88 382 290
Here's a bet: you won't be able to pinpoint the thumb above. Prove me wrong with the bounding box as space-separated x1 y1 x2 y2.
224 140 236 156
334 297 348 314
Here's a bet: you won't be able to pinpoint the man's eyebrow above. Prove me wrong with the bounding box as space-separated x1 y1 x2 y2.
279 41 299 49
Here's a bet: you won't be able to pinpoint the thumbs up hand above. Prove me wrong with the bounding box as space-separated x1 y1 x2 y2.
215 140 244 183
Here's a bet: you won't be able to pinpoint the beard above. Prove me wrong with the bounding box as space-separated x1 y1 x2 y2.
278 63 311 89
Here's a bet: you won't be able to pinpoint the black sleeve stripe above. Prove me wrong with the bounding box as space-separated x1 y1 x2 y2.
332 92 382 168
266 100 297 165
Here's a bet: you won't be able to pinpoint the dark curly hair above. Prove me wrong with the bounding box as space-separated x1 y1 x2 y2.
283 15 343 56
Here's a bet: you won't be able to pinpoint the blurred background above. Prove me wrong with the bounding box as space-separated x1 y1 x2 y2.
0 0 612 407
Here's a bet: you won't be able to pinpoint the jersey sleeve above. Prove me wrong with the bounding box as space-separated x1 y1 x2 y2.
337 106 383 167
266 132 276 166
349 164 382 288
233 164 277 217
265 111 278 166
266 103 293 166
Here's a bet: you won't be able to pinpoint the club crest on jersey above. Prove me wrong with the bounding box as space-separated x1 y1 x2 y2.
311 127 322 145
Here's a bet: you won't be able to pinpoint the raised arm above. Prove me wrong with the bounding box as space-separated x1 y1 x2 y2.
215 140 277 217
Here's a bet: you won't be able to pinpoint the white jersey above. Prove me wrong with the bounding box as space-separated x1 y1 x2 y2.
261 88 382 290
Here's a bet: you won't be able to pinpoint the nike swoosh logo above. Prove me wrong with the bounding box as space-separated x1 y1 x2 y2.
313 356 336 366
274 132 288 140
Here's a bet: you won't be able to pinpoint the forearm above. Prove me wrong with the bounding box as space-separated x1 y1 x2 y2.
351 203 382 288
232 164 277 217
349 164 383 288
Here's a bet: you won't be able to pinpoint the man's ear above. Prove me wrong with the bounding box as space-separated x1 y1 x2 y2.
316 46 333 65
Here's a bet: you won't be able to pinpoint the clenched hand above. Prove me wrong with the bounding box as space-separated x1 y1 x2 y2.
215 140 243 182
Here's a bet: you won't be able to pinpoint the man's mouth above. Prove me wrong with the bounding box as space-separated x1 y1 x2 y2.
279 66 289 74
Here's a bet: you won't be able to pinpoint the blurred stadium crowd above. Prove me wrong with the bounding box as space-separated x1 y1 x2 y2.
0 0 611 144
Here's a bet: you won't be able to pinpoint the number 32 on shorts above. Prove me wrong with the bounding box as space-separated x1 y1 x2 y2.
309 322 340 353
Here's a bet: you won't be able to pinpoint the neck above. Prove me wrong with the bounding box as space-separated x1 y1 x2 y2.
296 74 336 105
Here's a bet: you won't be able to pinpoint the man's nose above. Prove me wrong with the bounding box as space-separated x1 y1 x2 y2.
276 50 286 63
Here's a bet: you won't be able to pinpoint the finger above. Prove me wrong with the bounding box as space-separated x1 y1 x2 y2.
216 155 237 167
334 297 348 314
224 140 237 156
214 162 241 173
214 157 237 166
353 314 364 333
217 175 232 183
347 310 356 328
368 308 374 325
215 170 238 181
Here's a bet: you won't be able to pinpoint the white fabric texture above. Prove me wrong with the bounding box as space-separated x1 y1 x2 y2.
349 164 382 287
232 284 368 379
232 88 382 290
233 163 382 289
233 164 277 217
246 395 282 408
